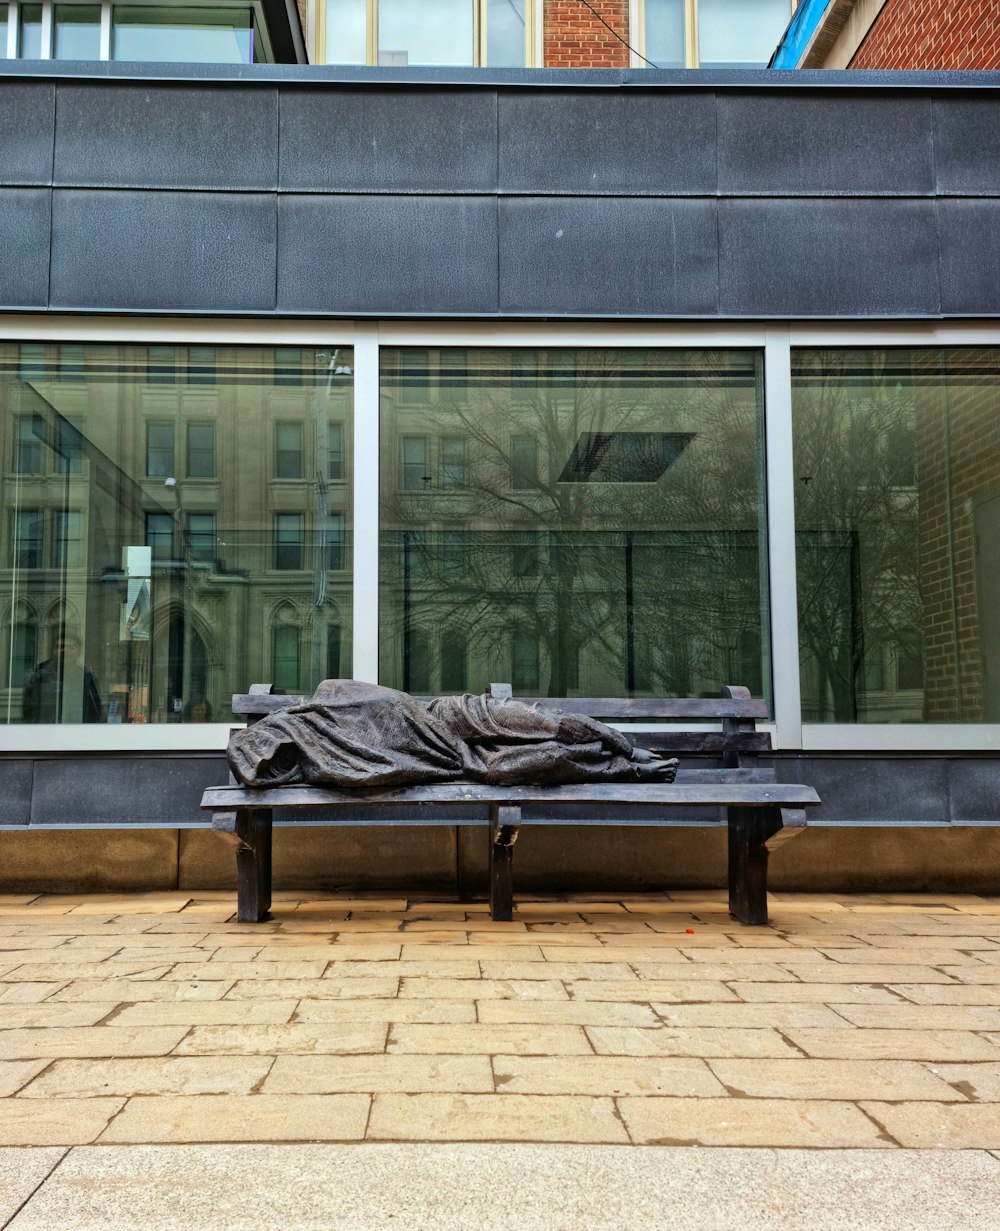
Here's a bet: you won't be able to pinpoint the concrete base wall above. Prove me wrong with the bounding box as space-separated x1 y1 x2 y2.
3 826 1000 896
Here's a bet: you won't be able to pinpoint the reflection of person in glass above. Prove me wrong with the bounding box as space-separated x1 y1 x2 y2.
22 630 103 724
183 697 213 723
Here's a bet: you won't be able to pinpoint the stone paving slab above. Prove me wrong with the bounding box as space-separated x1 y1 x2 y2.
97 1094 372 1144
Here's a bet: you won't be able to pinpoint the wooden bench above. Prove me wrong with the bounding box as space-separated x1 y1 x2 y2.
201 684 820 926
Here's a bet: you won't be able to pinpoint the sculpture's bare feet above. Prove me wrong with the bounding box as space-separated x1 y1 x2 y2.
631 753 679 783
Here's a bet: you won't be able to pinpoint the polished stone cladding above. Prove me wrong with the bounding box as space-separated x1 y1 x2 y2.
2 64 1000 318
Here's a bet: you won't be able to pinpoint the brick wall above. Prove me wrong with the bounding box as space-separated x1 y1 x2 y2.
545 0 630 68
851 0 1000 69
916 353 1000 722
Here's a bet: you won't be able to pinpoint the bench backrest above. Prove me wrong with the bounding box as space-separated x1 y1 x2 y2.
230 683 772 764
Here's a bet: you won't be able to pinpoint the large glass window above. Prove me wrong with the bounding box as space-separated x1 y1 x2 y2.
19 5 43 57
146 423 175 478
7 0 275 62
641 0 792 68
0 343 353 725
380 347 767 698
186 422 215 479
15 416 45 475
793 348 1000 725
274 422 305 479
54 5 101 59
642 0 684 68
324 0 534 66
12 511 43 569
271 624 300 692
113 7 256 63
274 514 304 570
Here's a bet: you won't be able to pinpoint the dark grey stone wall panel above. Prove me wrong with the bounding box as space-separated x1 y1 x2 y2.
718 94 934 196
719 199 940 316
777 756 951 825
279 88 497 193
277 195 498 313
50 189 277 311
933 98 1000 194
499 197 718 316
946 758 1000 824
30 756 225 825
0 80 54 185
54 83 279 190
0 189 51 308
0 761 33 827
938 200 1000 315
498 91 716 195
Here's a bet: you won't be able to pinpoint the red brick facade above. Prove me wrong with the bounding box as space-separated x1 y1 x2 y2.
544 0 630 68
915 354 1000 722
851 0 1000 70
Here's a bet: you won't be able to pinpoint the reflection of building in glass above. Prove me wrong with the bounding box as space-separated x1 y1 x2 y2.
793 349 1000 725
379 348 767 701
1 345 353 724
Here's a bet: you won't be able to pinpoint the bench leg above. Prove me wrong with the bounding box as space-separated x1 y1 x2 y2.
727 806 781 926
489 805 520 922
235 808 273 923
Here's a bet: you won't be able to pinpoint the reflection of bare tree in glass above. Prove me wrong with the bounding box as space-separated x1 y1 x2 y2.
624 365 764 698
793 352 922 722
381 349 767 698
384 351 624 694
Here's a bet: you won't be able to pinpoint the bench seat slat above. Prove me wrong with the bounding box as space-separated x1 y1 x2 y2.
202 782 820 810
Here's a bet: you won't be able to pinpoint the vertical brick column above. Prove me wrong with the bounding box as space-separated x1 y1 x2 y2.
916 352 1000 722
852 0 1000 70
544 0 631 68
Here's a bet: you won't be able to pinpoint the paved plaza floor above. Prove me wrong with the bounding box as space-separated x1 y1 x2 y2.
1 888 1000 1227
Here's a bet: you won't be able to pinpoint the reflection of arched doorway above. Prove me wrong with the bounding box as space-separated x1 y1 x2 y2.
162 605 212 721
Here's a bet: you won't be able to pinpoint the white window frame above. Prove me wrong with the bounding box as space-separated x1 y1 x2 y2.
5 315 1000 755
319 0 539 68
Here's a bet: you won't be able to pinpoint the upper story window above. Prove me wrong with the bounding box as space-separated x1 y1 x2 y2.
324 0 536 67
4 0 275 63
639 0 793 69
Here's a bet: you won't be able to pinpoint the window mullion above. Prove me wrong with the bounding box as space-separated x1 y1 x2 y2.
351 323 380 682
38 0 52 58
764 326 803 750
99 0 111 58
366 0 376 63
685 0 698 67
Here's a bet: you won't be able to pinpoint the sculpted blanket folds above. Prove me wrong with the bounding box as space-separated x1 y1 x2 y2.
227 680 678 788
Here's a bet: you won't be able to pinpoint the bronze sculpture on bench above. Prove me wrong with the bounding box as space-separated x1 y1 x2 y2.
228 679 679 789
205 681 820 926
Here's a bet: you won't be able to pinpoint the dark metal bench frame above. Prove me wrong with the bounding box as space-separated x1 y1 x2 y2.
201 684 820 926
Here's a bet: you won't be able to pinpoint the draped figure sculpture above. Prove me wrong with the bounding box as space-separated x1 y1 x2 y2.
227 680 678 789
